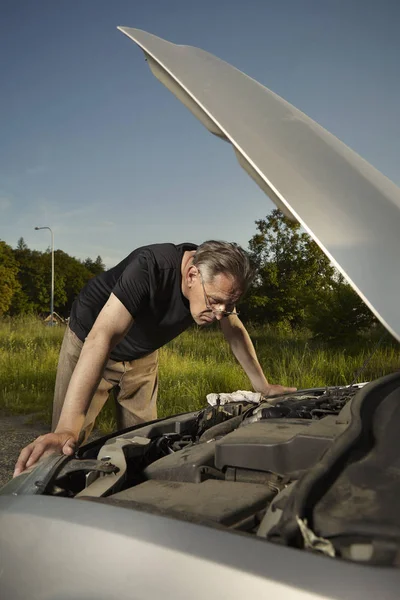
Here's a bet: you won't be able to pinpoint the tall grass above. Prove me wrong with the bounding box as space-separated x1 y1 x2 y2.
0 316 62 423
0 316 399 433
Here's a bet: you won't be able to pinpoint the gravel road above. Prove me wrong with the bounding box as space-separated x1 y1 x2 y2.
0 413 104 488
0 413 49 487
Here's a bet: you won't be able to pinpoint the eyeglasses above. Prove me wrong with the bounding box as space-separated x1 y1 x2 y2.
198 270 240 317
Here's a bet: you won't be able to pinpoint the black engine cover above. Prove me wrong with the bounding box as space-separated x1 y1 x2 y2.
215 416 348 476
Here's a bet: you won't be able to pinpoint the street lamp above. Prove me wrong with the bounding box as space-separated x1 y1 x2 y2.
34 226 54 326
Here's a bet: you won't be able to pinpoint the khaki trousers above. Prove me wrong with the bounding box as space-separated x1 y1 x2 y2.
52 326 158 444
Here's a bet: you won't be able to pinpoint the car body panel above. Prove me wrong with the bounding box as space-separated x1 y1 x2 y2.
1 495 400 599
118 27 400 342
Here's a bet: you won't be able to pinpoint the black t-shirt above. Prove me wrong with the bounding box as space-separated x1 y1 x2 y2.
69 243 197 361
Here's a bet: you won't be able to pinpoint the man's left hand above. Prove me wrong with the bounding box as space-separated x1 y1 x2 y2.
262 383 297 398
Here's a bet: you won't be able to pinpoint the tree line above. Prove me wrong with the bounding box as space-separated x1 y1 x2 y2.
0 237 105 318
0 210 376 341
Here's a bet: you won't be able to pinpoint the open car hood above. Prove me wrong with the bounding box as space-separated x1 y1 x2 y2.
118 27 400 342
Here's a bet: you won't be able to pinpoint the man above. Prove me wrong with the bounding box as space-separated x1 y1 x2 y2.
14 240 296 476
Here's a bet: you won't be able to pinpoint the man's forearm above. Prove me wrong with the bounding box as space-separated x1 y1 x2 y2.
225 323 270 392
55 335 111 437
233 346 270 392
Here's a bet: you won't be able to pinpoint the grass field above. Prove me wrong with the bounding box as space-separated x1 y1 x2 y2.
0 316 399 433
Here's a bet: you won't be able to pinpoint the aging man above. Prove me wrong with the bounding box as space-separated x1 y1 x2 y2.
14 240 296 476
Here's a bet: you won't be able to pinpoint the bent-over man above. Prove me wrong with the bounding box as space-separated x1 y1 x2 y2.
14 240 296 476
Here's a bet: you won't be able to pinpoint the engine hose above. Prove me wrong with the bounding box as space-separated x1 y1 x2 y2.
199 414 243 443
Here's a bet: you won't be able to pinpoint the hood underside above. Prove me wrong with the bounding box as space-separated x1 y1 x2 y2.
118 27 400 342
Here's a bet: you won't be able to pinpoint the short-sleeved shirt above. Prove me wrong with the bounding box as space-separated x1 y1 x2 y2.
69 243 197 361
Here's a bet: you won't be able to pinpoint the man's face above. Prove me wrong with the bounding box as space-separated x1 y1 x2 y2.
189 268 243 325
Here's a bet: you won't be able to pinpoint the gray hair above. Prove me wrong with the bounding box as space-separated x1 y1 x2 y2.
192 240 255 292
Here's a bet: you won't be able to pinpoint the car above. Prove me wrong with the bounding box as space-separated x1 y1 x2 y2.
1 27 400 600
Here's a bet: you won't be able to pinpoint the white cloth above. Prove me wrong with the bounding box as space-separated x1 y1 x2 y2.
206 390 261 407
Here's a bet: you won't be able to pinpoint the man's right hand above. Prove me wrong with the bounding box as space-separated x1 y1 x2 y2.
13 431 77 478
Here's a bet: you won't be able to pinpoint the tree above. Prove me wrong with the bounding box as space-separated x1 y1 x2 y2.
16 237 28 251
84 255 106 277
10 245 97 317
0 240 20 315
241 209 377 341
10 247 50 314
243 209 335 326
53 250 96 315
307 274 376 343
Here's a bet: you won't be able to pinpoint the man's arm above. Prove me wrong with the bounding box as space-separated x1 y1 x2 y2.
219 315 297 396
14 294 133 476
55 293 134 436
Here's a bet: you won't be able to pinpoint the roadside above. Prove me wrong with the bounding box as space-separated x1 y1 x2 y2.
0 412 103 487
0 412 49 487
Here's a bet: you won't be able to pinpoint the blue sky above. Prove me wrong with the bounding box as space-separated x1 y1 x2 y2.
1 0 398 268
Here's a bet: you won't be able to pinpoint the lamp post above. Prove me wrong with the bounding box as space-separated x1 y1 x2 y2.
34 226 54 326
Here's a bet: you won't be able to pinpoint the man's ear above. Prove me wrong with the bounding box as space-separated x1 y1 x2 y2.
187 265 198 288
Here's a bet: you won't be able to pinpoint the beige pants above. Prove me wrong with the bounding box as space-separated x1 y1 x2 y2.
52 326 158 443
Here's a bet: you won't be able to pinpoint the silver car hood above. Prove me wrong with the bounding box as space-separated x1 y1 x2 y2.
118 27 400 342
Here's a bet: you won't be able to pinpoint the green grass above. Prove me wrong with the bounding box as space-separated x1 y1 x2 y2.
0 316 399 433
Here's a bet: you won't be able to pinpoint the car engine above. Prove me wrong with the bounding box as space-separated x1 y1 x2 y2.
4 372 400 568
51 387 358 540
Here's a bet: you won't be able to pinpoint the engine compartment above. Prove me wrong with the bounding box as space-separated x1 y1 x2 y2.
10 376 400 567
48 387 357 535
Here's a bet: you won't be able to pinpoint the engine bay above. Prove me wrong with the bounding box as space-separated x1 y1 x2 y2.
51 387 358 541
6 373 400 568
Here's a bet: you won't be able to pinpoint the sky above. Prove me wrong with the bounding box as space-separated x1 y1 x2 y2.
1 0 399 268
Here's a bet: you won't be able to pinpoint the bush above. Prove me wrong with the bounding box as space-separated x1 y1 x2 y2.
308 282 376 344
